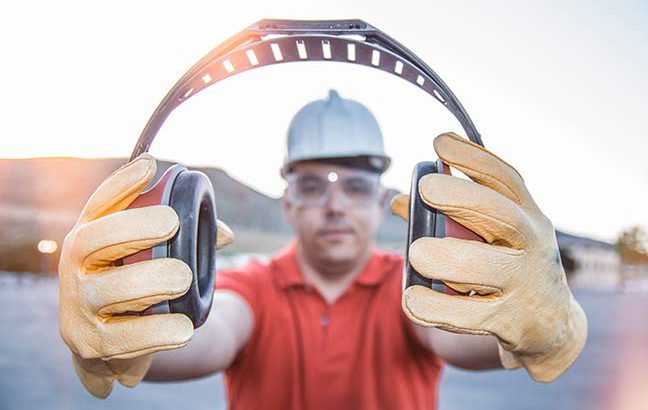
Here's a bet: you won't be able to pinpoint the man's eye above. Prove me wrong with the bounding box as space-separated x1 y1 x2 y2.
344 178 373 196
297 178 325 195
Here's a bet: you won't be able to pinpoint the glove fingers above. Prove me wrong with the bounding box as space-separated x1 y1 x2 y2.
85 258 192 316
73 205 179 271
403 285 500 335
216 219 234 249
71 354 114 398
433 133 536 208
79 154 157 223
111 354 154 387
390 194 409 222
419 173 529 249
101 313 194 360
410 237 521 293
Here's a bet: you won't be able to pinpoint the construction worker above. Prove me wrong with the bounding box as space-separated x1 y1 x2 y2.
58 90 587 409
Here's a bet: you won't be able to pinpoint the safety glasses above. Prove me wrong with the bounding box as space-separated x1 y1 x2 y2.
285 169 382 207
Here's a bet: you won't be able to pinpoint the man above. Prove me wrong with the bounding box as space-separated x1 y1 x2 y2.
58 90 587 409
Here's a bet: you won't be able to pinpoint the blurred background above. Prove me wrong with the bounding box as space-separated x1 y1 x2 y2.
1 0 647 409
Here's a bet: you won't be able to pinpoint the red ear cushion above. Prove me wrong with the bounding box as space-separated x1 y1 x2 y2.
121 166 181 265
438 161 484 296
446 217 484 242
441 161 484 243
405 161 486 295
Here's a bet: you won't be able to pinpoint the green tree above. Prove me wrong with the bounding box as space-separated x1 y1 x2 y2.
617 225 648 265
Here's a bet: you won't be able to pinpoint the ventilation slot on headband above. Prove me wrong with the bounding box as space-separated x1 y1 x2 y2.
296 40 308 59
347 43 356 61
394 61 404 75
433 89 446 103
271 43 283 61
201 74 212 84
322 40 332 59
371 50 381 67
416 75 425 86
246 49 259 66
223 60 235 73
183 88 194 98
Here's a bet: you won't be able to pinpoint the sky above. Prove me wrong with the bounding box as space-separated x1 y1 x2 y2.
1 0 646 242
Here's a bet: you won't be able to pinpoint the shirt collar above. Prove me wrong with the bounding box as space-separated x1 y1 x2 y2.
353 249 393 287
271 241 397 290
271 241 307 290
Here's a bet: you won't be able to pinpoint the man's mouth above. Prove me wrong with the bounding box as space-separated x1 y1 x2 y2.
317 227 354 240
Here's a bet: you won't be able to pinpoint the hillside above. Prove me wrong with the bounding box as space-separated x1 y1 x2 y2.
0 157 611 273
0 157 406 272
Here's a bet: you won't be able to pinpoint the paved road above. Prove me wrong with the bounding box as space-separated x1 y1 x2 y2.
1 273 646 410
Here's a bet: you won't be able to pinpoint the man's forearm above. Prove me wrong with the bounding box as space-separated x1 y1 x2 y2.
415 325 502 370
145 291 254 381
145 311 238 381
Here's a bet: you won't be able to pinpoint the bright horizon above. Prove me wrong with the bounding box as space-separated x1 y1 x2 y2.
1 0 646 243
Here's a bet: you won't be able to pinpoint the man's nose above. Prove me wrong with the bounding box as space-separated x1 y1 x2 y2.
323 185 346 213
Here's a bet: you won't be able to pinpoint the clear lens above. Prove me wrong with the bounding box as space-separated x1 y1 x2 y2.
294 174 328 202
287 170 380 207
342 176 375 202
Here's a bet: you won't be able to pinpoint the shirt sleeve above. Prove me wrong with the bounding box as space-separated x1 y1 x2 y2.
390 254 444 364
215 261 265 326
215 260 269 371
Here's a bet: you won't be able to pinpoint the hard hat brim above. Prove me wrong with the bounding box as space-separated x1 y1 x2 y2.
281 155 391 176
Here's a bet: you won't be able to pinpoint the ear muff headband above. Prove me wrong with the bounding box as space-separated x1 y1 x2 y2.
128 19 488 317
130 19 483 160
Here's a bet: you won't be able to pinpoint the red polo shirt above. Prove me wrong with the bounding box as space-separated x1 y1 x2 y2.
216 243 443 409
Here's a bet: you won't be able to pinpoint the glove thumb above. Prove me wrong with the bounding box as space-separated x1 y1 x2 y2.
390 194 409 222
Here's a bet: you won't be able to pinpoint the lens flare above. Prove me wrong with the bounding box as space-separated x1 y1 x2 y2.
37 239 58 254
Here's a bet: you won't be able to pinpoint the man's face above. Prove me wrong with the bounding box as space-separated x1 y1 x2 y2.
283 162 386 275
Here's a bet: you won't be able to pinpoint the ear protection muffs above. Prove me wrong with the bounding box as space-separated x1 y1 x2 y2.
122 165 217 328
125 19 487 327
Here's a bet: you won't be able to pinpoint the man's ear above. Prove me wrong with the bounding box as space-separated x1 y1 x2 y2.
379 184 389 213
375 187 389 222
282 188 295 226
379 187 389 210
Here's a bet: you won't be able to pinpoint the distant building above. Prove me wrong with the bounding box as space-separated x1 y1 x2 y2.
556 231 621 289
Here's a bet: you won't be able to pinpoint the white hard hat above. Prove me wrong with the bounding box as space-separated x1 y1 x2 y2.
282 90 391 174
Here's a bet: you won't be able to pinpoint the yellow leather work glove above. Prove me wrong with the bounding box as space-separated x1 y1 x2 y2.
392 132 587 383
58 154 233 398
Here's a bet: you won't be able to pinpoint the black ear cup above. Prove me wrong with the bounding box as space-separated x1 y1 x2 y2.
166 169 217 328
404 161 447 293
404 160 484 294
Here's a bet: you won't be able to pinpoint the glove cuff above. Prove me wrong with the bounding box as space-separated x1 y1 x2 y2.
71 353 115 399
497 343 522 370
112 353 155 388
506 295 588 383
71 353 154 398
